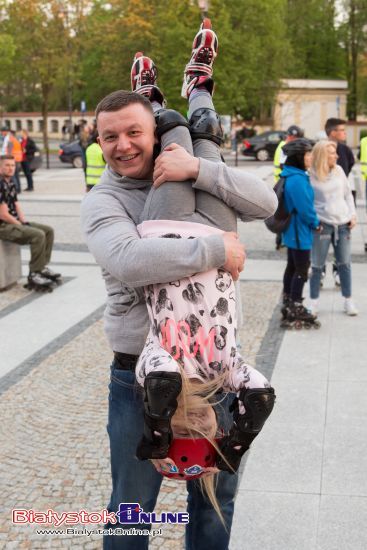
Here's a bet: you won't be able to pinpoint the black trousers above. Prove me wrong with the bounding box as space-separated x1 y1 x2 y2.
21 161 34 190
283 247 310 302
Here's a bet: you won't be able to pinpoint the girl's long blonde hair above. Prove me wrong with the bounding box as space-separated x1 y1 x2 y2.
311 140 337 182
173 371 232 527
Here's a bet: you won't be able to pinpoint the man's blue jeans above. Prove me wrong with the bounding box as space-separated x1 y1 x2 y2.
103 360 239 550
310 222 352 299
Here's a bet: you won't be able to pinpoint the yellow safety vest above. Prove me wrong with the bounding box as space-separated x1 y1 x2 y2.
273 140 285 184
360 136 367 180
85 143 106 186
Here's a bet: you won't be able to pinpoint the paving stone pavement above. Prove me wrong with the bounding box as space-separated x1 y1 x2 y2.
0 278 281 549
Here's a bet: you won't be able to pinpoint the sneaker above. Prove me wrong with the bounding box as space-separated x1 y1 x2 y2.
344 298 358 316
181 18 218 98
130 52 164 104
309 299 319 315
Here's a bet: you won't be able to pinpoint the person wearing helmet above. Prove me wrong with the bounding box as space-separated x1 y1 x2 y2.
280 138 321 328
134 19 276 490
273 125 304 184
273 125 304 249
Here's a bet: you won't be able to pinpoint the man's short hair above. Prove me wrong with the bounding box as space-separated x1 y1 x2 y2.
0 155 15 162
95 90 153 120
325 118 346 136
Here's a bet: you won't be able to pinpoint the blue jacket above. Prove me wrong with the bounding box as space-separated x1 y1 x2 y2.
281 165 319 250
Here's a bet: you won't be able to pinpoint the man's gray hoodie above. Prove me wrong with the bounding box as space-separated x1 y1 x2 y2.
81 159 277 355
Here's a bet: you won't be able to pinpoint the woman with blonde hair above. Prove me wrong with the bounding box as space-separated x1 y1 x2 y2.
309 140 357 315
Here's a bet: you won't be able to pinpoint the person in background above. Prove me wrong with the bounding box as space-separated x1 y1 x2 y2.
1 129 22 193
273 125 304 249
0 155 61 289
360 133 367 212
309 140 358 316
324 118 355 286
273 125 304 184
20 129 37 192
84 133 106 192
280 139 321 329
325 118 355 181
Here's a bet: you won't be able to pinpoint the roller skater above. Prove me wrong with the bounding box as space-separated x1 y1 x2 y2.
0 155 61 292
131 17 276 514
279 138 322 329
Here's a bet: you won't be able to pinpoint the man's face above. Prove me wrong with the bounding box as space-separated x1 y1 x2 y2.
329 125 346 143
97 103 157 179
0 159 16 178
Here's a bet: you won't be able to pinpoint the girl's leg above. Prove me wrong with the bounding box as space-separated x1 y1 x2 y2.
131 52 200 224
290 249 310 302
187 72 237 232
140 122 202 223
310 226 332 299
283 247 295 296
332 224 352 298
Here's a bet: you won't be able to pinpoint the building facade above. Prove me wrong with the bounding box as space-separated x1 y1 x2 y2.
273 79 349 140
0 111 95 138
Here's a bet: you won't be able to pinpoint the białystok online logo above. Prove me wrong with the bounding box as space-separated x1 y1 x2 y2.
12 504 189 526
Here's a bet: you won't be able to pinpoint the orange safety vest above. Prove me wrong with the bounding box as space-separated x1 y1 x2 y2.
7 135 23 162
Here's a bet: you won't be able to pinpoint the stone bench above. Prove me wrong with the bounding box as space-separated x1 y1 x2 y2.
0 240 22 290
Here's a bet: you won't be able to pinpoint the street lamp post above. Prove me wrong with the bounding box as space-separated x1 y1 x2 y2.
58 2 73 141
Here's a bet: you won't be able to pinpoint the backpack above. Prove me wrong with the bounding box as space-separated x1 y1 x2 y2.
264 176 292 234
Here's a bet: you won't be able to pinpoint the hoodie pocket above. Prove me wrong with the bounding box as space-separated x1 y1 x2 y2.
108 284 142 316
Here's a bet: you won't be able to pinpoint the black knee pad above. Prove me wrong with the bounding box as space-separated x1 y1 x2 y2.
136 371 182 461
189 108 223 145
154 109 190 139
234 387 275 433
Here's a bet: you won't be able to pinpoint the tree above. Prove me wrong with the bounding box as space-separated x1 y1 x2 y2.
340 0 367 119
73 0 290 119
1 0 68 165
285 0 345 79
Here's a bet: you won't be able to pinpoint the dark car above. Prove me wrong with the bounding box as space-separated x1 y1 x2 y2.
241 130 286 161
58 140 84 168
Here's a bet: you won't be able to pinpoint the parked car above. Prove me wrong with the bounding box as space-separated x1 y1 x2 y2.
241 130 286 161
58 140 84 168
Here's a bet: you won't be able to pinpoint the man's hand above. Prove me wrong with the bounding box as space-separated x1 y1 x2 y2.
222 232 246 281
153 143 200 188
